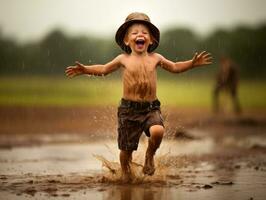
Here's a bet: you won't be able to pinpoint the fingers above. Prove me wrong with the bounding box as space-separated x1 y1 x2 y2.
75 61 84 67
65 61 85 78
205 56 213 62
198 51 208 58
199 51 213 64
65 67 76 78
204 60 213 65
198 51 212 58
192 51 213 66
65 66 79 78
65 67 72 75
204 54 213 64
192 52 198 62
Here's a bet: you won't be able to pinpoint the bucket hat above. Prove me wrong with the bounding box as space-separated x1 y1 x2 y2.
115 12 160 54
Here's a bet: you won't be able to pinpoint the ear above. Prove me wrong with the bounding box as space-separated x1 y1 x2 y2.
149 35 154 45
123 35 129 46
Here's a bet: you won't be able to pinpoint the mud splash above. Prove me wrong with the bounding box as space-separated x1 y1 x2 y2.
1 136 266 199
93 154 173 185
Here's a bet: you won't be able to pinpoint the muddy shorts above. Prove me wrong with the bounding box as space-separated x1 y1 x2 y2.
117 98 164 151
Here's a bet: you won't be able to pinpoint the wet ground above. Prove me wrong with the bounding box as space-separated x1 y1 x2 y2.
0 106 266 200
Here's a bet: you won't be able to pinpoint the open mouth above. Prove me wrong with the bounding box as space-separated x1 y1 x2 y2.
135 39 145 48
135 39 145 45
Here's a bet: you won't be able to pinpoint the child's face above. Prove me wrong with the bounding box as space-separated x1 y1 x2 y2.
124 23 153 54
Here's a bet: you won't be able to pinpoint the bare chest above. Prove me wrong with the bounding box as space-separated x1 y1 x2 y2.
123 59 157 77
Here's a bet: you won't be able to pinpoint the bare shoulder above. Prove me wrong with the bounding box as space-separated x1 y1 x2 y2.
116 53 133 62
156 52 166 58
114 54 126 61
149 52 164 64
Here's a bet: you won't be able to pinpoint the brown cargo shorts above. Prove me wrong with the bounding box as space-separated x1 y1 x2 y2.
117 99 164 151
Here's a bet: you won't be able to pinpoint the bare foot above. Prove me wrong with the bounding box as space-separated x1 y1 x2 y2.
143 154 155 175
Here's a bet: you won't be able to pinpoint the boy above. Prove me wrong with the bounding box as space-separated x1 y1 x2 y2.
65 12 212 181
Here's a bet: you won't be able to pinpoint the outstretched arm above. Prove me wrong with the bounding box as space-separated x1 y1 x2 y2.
65 55 122 78
159 51 212 73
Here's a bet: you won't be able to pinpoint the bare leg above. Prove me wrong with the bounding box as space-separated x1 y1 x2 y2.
143 125 164 175
120 150 133 181
233 96 242 114
213 86 220 114
231 89 242 114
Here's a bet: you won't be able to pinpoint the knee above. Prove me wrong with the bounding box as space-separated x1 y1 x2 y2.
149 125 164 139
120 150 133 157
120 150 133 162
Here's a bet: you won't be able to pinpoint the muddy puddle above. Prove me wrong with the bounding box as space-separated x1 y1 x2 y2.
1 134 266 200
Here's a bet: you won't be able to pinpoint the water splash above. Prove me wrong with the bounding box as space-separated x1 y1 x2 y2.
93 153 174 185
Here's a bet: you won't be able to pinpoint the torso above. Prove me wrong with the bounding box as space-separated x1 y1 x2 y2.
120 53 160 102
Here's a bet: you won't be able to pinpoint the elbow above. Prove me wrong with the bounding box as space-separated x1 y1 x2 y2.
172 64 181 73
101 68 110 76
172 67 181 73
90 69 108 76
173 69 181 73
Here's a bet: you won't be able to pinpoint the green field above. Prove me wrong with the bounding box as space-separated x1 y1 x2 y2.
0 76 265 108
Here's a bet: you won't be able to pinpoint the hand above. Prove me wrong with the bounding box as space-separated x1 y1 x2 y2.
192 51 213 67
65 61 86 78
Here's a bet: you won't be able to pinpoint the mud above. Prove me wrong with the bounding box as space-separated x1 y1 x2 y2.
0 106 266 199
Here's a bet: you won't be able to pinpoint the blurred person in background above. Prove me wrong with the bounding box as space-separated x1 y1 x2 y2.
213 55 242 114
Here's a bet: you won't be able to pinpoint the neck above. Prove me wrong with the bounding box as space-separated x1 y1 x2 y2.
131 51 148 56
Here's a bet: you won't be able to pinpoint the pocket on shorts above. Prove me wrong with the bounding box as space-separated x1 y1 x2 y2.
117 107 130 118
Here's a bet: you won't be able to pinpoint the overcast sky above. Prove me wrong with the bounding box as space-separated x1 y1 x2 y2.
0 0 265 42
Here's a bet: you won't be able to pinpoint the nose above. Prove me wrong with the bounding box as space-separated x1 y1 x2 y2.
137 32 144 37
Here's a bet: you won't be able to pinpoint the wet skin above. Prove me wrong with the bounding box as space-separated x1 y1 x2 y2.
65 23 212 180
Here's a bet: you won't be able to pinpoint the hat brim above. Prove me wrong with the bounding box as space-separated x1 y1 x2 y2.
115 20 160 54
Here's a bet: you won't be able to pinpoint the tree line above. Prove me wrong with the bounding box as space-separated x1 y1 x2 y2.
0 24 265 78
